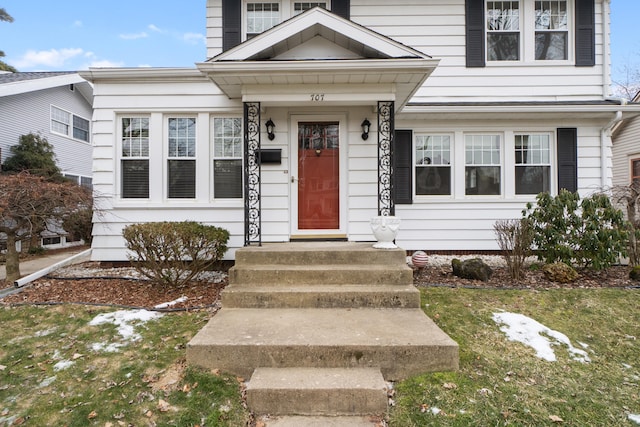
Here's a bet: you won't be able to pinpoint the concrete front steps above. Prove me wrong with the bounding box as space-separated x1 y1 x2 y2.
186 242 458 420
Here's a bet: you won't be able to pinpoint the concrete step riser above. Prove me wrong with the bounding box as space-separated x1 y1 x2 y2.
221 288 420 309
187 343 459 381
247 368 388 416
229 268 413 286
235 247 408 267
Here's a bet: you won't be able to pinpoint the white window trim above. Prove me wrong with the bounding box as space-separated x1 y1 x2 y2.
486 0 574 65
165 116 198 200
50 105 91 144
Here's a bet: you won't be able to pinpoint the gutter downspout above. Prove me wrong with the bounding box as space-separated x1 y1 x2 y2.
602 0 612 98
601 110 623 188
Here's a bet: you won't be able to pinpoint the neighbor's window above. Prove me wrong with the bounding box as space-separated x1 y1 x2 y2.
212 117 243 199
632 158 640 184
294 2 327 15
515 133 551 194
415 135 451 196
486 0 520 61
247 2 280 38
121 117 150 199
167 117 196 199
535 0 568 60
51 106 90 143
465 134 501 195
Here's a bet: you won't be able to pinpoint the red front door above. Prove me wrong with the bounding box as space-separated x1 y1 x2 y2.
297 122 340 230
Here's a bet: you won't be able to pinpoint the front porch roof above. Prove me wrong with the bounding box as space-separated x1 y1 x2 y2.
197 7 438 109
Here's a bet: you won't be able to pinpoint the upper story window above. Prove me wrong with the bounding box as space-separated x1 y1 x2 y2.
535 0 568 60
487 1 520 61
632 158 640 184
484 0 570 63
294 2 327 15
51 106 90 143
167 117 197 199
247 2 280 39
121 117 150 199
244 1 331 40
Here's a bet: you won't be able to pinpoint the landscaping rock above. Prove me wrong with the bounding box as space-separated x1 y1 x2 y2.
542 262 579 283
451 258 493 282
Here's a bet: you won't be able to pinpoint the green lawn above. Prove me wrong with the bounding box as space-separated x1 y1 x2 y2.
1 287 638 426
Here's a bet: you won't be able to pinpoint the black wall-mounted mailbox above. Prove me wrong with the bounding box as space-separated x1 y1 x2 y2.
258 148 281 164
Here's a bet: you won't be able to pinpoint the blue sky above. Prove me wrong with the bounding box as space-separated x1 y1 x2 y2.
0 0 638 83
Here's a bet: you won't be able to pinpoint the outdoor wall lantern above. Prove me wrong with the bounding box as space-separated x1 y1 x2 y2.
361 118 371 140
265 118 276 141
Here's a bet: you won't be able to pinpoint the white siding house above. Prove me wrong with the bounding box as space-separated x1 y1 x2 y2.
0 71 94 248
81 0 640 261
612 92 640 189
0 71 94 185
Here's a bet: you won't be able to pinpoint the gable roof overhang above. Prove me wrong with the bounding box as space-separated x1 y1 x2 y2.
0 72 93 104
197 7 438 109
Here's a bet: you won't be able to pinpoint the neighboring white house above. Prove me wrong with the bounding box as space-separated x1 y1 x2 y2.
0 71 94 249
612 91 640 189
80 0 640 261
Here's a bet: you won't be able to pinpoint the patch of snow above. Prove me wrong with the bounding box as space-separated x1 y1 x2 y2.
89 309 163 352
154 296 188 309
629 414 640 425
430 407 441 415
38 376 56 388
52 264 228 284
53 360 74 371
35 327 57 337
492 312 591 363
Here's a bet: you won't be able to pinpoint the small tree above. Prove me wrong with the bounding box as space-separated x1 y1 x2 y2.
610 182 640 266
0 172 93 282
2 133 63 180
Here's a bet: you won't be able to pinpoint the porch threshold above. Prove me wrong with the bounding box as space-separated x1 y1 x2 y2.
289 234 348 241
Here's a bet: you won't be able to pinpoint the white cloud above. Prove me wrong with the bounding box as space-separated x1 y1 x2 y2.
183 32 206 45
86 59 126 68
119 32 148 40
148 24 164 33
73 20 83 28
13 48 85 69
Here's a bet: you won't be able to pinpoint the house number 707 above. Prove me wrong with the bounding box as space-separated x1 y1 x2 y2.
310 94 325 101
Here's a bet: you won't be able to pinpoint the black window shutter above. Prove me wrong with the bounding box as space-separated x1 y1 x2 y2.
465 0 485 67
557 128 578 193
575 0 595 66
332 0 350 20
222 0 242 51
394 130 413 205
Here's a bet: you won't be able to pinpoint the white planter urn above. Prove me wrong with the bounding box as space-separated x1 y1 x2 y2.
370 215 401 249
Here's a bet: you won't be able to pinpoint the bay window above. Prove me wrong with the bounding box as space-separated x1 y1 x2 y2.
167 117 197 199
121 117 150 199
212 118 243 199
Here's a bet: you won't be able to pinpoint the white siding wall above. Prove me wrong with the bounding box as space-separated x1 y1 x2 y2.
612 118 640 188
206 0 608 102
0 86 93 177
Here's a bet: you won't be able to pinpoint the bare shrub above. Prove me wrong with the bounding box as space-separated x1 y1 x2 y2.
494 218 533 280
122 221 229 287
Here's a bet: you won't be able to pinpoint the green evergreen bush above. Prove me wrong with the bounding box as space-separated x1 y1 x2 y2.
122 221 230 287
522 190 628 270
